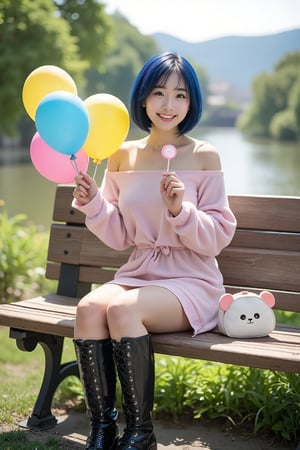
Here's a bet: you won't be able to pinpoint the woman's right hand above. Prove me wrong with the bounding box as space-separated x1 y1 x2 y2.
73 172 98 205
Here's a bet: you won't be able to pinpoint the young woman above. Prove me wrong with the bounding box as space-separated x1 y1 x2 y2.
72 51 237 450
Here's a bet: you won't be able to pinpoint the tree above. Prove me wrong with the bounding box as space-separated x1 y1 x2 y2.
238 51 300 141
288 78 300 138
270 110 297 141
85 12 159 106
0 0 112 135
54 0 112 71
239 72 286 137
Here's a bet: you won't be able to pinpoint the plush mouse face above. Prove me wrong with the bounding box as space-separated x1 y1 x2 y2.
218 291 276 338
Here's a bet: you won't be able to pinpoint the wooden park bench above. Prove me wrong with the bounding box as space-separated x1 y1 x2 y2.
0 185 299 441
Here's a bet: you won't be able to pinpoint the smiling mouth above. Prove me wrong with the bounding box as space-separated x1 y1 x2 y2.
158 113 176 121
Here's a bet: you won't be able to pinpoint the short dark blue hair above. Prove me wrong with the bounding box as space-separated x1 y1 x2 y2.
130 52 202 134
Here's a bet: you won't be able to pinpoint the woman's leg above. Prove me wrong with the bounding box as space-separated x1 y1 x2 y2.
108 286 190 450
74 338 119 450
107 285 191 340
74 284 130 450
75 284 130 340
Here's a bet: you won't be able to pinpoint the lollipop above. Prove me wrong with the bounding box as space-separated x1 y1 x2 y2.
161 144 177 172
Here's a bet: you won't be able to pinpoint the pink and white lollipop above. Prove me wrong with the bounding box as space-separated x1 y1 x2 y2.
161 144 177 172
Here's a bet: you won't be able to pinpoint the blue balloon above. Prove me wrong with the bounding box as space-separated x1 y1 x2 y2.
35 91 89 155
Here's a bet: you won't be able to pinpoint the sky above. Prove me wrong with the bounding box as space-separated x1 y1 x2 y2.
104 0 300 43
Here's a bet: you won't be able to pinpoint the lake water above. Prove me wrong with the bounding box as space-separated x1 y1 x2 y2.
0 126 299 229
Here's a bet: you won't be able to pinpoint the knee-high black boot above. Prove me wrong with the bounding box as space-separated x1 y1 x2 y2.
74 339 119 450
113 334 157 450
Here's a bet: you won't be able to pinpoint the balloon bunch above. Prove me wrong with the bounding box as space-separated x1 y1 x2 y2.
22 65 130 183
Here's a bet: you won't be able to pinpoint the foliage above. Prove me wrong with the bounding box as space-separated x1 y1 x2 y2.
154 356 199 420
0 0 86 134
270 109 297 141
289 78 300 137
54 0 113 71
238 51 300 141
0 205 55 303
154 356 299 443
0 0 112 135
85 12 159 107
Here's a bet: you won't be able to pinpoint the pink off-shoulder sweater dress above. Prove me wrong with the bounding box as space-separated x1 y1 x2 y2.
73 169 237 335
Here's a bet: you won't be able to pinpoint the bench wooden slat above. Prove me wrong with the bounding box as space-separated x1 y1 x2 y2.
46 262 118 285
0 295 78 337
53 185 85 225
231 229 300 251
48 225 132 266
218 247 300 292
49 224 300 264
224 287 300 312
229 195 300 232
151 330 300 373
53 187 300 233
46 262 300 312
47 224 300 293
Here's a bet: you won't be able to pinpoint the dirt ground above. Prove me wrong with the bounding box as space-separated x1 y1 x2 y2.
1 408 297 450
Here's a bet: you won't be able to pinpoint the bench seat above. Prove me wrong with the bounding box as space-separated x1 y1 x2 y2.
1 294 299 373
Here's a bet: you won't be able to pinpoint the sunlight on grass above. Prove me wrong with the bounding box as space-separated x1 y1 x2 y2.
0 326 76 424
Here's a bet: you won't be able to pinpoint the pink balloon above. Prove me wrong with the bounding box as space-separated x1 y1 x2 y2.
30 132 89 183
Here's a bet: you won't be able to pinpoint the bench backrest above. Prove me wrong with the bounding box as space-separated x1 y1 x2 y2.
46 185 300 314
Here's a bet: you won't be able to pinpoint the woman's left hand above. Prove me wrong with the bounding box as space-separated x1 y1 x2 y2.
160 172 184 217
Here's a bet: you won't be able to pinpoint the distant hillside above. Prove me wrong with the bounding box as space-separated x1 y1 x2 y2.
153 29 300 94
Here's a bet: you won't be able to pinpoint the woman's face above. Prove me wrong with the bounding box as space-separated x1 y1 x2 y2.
145 72 190 132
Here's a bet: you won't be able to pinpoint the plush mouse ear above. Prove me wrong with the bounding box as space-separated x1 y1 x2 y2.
260 291 276 308
219 293 234 311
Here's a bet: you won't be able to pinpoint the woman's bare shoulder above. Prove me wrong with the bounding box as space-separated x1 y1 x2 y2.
193 140 222 170
107 139 145 171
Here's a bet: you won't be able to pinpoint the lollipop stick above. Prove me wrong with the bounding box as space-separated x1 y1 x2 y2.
167 159 170 172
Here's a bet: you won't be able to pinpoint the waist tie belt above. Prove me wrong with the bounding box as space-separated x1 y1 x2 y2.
136 245 185 260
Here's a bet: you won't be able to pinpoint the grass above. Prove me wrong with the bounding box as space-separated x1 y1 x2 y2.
0 430 64 450
0 326 76 425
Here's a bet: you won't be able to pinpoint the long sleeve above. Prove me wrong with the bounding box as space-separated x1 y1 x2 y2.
72 172 134 250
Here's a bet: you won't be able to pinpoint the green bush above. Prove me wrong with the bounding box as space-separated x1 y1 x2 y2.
269 109 298 141
0 205 55 303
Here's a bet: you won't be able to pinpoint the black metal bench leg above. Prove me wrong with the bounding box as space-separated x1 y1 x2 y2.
10 328 79 430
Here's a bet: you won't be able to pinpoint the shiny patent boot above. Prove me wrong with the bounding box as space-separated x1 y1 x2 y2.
74 339 119 450
113 334 157 450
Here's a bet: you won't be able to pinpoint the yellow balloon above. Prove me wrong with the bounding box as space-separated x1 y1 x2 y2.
83 93 130 163
22 65 77 120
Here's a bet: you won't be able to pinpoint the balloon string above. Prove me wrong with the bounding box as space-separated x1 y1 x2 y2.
92 158 101 179
70 155 80 176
